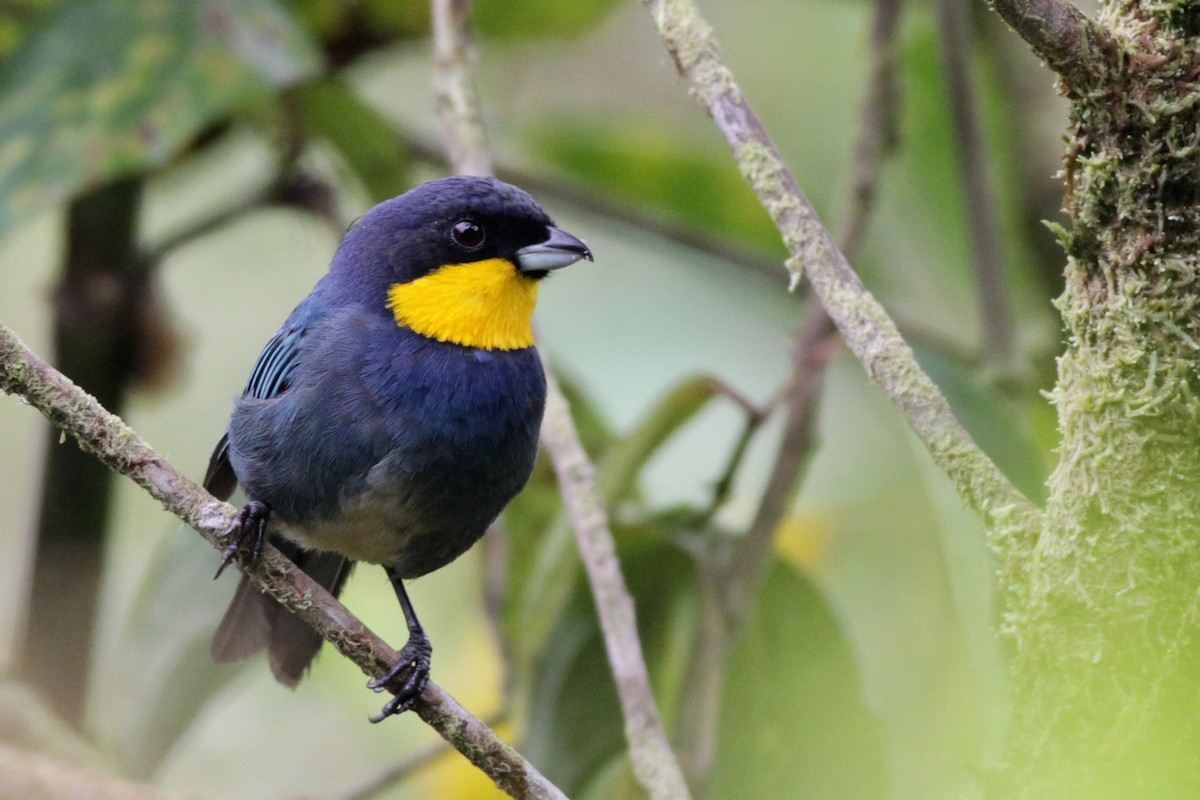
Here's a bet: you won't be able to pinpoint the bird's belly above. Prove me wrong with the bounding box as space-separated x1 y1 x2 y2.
274 467 499 576
278 502 420 566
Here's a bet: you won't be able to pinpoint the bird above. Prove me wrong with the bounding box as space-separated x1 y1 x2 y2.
203 175 591 721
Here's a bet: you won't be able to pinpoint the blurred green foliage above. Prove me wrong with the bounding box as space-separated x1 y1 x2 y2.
474 0 621 39
532 119 785 252
287 0 429 42
0 0 1069 799
0 0 318 237
292 79 412 201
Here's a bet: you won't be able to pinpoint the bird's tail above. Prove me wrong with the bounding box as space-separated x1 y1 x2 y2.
210 541 354 687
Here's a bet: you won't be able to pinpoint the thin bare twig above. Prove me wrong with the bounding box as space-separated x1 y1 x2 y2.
936 0 1014 366
432 0 491 177
728 310 839 623
677 302 840 787
672 0 903 783
540 366 693 800
696 386 772 524
724 0 909 630
0 322 566 800
642 0 1043 560
842 0 905 255
722 0 907 623
430 1 692 797
148 171 344 265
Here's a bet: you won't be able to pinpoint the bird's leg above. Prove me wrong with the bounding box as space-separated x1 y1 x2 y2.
368 566 433 722
212 500 271 580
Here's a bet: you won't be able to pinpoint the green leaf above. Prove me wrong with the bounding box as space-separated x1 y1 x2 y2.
787 354 1014 798
905 427 1010 777
0 0 55 60
474 0 621 40
712 558 886 800
599 375 727 503
0 0 320 239
520 532 697 796
519 528 883 799
291 79 410 203
504 375 726 679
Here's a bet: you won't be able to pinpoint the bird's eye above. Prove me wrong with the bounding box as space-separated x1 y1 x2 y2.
451 219 484 248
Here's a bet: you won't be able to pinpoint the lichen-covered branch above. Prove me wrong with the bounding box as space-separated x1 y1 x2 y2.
641 0 1043 558
0 321 565 800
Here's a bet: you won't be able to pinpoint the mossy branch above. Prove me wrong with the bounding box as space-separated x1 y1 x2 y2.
985 0 1110 92
641 0 1044 558
0 321 566 800
995 0 1200 791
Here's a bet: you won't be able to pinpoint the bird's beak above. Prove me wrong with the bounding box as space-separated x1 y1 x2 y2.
516 226 593 273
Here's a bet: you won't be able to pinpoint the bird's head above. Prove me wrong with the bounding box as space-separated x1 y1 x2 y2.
331 176 591 351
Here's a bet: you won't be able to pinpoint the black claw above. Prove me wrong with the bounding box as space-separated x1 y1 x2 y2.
213 500 271 579
367 632 432 723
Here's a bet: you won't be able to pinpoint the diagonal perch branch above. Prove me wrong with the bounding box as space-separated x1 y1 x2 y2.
641 0 1044 559
0 321 566 800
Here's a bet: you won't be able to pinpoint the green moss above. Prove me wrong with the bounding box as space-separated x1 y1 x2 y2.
1005 2 1200 794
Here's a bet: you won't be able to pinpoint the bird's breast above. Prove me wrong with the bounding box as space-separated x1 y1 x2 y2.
236 326 548 577
386 258 539 351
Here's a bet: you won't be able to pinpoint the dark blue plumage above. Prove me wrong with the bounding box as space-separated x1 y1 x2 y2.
229 312 545 574
204 176 590 718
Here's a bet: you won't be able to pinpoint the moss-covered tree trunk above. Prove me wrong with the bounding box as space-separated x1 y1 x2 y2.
1005 1 1200 795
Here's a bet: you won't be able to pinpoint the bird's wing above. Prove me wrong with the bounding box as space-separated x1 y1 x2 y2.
243 323 307 400
202 432 237 500
203 322 309 498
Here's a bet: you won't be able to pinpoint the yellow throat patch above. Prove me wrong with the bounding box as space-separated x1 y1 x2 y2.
386 258 539 350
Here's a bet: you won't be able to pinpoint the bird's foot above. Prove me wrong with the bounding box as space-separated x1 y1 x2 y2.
213 500 271 579
367 632 432 723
